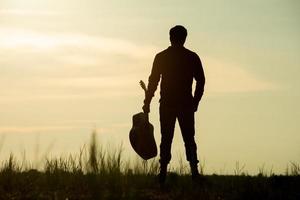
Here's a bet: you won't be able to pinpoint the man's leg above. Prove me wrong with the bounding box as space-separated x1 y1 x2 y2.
159 105 176 184
177 109 199 177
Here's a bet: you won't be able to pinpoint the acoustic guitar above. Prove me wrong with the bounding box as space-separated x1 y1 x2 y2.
129 80 157 160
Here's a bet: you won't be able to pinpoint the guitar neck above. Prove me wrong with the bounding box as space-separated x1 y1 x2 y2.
139 80 147 97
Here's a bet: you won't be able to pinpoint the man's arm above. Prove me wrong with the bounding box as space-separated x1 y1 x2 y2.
193 54 205 112
143 55 161 113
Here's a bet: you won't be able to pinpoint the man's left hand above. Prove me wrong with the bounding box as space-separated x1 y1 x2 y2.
143 104 150 113
193 100 199 112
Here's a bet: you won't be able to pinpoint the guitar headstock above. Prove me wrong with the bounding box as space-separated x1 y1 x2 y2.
139 80 147 92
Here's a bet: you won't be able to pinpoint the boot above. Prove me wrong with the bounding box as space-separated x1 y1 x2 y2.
190 162 200 181
158 163 168 186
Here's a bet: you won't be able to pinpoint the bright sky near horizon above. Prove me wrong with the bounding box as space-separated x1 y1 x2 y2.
0 0 299 174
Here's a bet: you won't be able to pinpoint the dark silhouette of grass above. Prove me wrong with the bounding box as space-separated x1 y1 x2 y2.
0 133 299 200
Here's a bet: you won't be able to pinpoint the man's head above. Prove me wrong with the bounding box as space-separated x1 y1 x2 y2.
169 25 187 46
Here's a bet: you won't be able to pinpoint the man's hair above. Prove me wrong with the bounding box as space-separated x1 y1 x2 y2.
169 25 187 45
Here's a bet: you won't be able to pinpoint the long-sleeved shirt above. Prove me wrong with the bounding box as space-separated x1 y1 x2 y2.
145 46 205 110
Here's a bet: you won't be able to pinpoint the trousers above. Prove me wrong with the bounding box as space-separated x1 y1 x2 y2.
159 105 199 165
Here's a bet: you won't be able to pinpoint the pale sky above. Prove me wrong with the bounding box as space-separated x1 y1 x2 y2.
0 0 299 174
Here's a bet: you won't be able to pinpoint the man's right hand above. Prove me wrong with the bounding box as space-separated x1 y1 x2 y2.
142 103 150 113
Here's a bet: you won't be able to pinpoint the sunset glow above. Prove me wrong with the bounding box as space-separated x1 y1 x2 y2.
0 0 299 174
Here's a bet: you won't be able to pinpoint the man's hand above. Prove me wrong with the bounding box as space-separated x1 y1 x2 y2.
142 103 150 113
193 99 199 112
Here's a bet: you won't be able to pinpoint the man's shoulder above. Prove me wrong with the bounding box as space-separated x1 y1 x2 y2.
184 48 200 58
155 48 170 57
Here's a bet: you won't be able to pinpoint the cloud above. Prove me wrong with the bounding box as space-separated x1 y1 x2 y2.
0 75 140 102
0 27 280 104
0 28 157 59
0 9 61 17
204 58 279 94
0 27 154 101
0 126 76 134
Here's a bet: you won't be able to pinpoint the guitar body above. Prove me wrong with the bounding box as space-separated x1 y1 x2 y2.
129 112 157 160
129 80 157 160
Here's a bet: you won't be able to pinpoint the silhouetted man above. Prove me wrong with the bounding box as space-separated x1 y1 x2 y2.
143 25 205 184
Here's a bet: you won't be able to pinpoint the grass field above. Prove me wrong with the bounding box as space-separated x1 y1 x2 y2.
0 133 299 200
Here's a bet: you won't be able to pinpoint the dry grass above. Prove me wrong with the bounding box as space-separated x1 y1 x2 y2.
0 133 299 200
